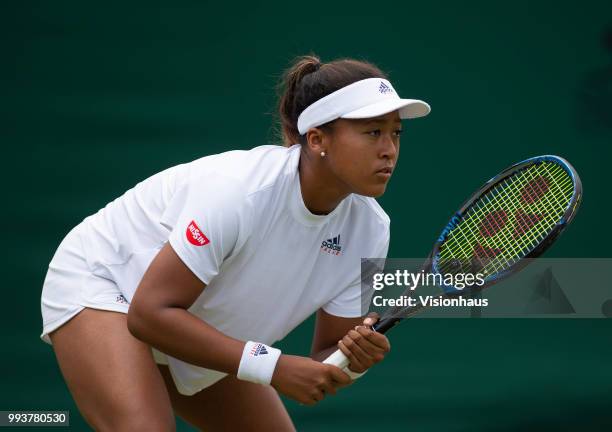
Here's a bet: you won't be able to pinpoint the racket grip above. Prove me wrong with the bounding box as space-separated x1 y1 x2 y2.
322 349 350 369
372 317 400 334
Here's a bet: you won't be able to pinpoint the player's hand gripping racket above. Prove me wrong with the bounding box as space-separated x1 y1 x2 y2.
323 155 582 370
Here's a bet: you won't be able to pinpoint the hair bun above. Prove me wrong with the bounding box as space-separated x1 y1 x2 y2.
302 56 322 76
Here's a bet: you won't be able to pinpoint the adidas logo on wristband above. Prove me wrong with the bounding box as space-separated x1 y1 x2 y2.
238 341 282 385
249 343 268 357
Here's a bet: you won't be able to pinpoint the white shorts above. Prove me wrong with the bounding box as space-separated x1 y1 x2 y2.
40 222 169 366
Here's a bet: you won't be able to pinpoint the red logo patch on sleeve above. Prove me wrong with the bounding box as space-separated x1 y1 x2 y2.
186 220 210 246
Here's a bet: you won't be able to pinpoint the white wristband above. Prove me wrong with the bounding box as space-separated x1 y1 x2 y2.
237 341 281 385
344 367 367 380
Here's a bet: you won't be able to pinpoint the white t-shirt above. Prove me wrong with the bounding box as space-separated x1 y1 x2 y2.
80 144 390 395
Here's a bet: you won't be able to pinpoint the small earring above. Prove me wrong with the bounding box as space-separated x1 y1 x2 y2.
320 151 326 157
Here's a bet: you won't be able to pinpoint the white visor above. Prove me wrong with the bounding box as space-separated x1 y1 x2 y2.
297 78 430 135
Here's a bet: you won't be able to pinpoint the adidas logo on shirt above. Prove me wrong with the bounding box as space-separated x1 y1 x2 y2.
321 235 342 256
249 343 268 357
378 81 393 94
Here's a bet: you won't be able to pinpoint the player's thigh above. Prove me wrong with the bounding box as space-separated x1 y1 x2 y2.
158 365 295 431
49 308 175 432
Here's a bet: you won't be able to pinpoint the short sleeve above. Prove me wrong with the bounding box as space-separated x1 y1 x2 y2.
322 226 390 318
164 174 252 285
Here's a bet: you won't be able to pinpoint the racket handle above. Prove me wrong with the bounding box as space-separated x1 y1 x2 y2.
372 317 401 334
322 349 350 369
322 318 401 369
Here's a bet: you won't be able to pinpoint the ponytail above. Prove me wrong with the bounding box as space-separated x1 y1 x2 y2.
275 53 388 147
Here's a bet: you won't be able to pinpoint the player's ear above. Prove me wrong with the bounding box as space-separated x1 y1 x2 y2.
305 127 326 155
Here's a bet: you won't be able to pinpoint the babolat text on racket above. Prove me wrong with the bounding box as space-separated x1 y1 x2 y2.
323 155 582 369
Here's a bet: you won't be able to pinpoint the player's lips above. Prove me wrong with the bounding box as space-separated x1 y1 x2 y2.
375 166 394 179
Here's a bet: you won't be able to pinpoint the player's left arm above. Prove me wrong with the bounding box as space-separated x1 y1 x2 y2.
310 309 391 374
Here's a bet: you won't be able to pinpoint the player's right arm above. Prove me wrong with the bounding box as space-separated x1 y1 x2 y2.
127 242 242 373
127 242 350 405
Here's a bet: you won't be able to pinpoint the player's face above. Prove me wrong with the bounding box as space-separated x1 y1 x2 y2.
326 110 401 197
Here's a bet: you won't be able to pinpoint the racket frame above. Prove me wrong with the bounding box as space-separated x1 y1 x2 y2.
373 155 582 333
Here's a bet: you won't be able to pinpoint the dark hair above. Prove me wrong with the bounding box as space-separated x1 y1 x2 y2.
275 54 388 147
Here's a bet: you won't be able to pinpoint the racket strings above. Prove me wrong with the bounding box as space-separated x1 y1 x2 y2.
442 162 573 273
445 163 572 274
481 164 571 260
438 161 574 278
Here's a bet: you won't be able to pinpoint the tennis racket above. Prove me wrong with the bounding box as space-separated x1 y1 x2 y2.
323 154 582 369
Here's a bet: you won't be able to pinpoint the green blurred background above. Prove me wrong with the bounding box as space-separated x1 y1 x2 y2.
2 1 612 430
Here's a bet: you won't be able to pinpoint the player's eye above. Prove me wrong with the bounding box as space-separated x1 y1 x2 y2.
367 129 402 137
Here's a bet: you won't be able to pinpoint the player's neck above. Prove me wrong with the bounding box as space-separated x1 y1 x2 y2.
298 150 351 215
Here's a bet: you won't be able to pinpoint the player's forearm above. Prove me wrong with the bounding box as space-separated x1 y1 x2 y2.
127 306 244 375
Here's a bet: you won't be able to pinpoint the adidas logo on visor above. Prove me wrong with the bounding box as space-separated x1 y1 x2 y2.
321 234 342 256
378 81 393 94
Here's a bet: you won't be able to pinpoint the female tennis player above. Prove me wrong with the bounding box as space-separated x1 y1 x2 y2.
40 54 430 431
